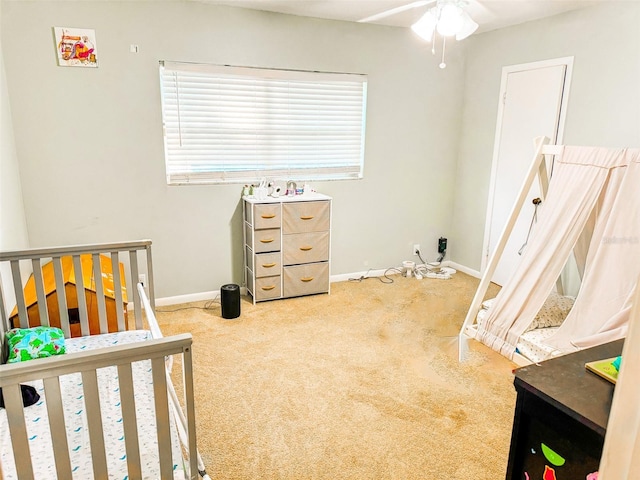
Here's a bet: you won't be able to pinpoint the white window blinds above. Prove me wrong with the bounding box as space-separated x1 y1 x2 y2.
159 61 367 185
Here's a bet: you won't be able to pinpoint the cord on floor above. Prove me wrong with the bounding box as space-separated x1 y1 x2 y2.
348 267 402 284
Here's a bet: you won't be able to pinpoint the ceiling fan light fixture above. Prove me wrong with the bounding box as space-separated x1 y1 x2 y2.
411 9 437 41
436 3 464 37
455 11 478 40
410 0 477 69
411 0 477 41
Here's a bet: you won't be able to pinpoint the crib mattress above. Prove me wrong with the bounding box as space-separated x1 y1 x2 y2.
0 330 184 480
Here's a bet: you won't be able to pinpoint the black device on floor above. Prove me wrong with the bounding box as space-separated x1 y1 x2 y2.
221 284 241 319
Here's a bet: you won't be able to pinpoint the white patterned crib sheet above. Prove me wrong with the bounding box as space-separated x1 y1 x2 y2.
516 327 562 364
476 303 565 364
0 330 184 479
477 292 573 333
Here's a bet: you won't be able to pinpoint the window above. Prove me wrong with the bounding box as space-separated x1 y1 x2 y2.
159 61 367 185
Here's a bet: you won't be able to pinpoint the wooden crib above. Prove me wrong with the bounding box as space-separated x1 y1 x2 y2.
0 240 208 479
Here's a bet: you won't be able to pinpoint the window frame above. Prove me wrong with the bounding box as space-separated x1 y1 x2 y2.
159 61 368 185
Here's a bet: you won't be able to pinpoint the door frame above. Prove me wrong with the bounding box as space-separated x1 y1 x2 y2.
480 56 574 274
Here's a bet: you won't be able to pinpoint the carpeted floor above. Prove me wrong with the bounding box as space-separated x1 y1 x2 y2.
156 272 515 479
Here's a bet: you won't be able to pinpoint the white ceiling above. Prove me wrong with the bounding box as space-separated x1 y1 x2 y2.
195 0 608 33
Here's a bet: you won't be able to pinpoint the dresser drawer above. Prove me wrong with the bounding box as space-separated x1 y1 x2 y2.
254 275 282 301
283 201 330 233
246 224 281 253
283 263 329 298
245 243 282 275
251 203 281 229
254 252 281 278
282 231 329 265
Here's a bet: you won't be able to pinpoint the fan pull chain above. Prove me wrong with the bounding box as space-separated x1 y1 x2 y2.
439 36 447 69
431 28 436 55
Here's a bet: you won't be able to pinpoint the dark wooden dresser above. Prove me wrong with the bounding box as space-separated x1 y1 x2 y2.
505 339 623 480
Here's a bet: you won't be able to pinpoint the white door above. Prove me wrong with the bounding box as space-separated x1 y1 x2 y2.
482 58 573 286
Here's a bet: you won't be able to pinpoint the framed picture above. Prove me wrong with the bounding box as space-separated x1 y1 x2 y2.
54 27 98 67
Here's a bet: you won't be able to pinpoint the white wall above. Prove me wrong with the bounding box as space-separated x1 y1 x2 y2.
451 2 640 272
1 0 465 298
0 31 30 316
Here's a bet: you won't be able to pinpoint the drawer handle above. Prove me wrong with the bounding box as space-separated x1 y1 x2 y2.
300 215 314 220
262 262 276 268
301 277 314 282
260 238 274 243
261 285 276 291
261 214 276 219
299 246 313 251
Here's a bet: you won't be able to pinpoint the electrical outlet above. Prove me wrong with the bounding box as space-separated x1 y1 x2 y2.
413 244 420 256
138 274 146 286
438 237 447 254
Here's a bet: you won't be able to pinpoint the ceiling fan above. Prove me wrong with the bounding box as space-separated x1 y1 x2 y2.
358 0 440 24
358 0 480 69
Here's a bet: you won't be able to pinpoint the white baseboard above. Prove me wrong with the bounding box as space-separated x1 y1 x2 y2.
330 268 390 283
155 286 248 307
443 261 480 278
155 291 217 307
153 263 477 307
154 270 392 306
330 262 480 281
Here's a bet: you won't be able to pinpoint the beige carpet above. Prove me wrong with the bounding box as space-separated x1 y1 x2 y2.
157 272 515 479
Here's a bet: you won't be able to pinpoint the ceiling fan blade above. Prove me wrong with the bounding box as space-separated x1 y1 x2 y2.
357 0 436 23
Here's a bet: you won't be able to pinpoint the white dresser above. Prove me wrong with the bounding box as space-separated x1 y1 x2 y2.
243 193 332 303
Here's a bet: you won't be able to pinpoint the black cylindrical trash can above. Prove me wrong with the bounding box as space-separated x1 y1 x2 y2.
221 284 241 319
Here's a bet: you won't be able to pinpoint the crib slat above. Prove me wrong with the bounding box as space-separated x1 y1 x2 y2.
52 256 71 338
0 285 8 335
183 344 199 479
92 253 109 334
10 260 28 328
82 369 109 479
43 376 74 478
111 251 126 332
118 363 142 480
32 258 50 327
130 250 143 329
4 383 35 479
146 243 156 314
151 356 173 478
72 254 90 336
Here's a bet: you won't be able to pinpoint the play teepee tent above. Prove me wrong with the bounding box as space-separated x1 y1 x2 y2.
459 137 640 362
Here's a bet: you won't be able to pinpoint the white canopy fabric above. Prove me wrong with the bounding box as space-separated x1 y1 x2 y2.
476 146 640 359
